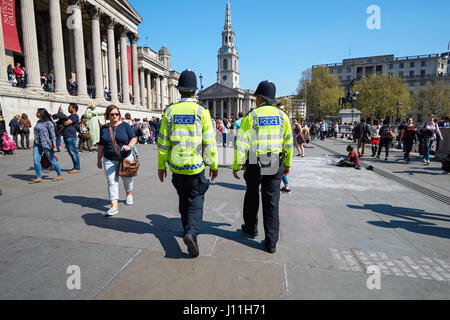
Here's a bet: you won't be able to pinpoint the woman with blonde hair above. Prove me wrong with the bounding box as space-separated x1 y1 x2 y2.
97 105 137 217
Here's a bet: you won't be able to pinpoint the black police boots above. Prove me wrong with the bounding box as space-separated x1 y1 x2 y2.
183 233 199 258
241 224 258 238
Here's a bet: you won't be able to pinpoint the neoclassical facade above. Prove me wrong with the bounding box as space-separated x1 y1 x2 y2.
0 0 179 135
200 0 256 120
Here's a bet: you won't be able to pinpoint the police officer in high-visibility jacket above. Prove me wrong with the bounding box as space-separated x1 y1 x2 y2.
232 80 293 254
158 69 219 258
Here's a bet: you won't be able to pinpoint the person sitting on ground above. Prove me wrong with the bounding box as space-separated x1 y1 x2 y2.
337 145 361 170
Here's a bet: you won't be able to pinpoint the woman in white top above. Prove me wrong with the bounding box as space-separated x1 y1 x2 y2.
422 114 443 164
370 120 381 157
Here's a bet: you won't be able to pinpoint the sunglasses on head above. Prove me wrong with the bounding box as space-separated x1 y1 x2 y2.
109 113 120 117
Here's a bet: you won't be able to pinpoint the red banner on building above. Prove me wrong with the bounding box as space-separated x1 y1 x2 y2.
127 45 132 86
1 0 21 53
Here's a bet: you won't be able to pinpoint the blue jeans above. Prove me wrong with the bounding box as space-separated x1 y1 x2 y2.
64 137 80 170
56 135 62 152
424 139 435 161
222 133 228 147
33 144 62 178
282 176 289 187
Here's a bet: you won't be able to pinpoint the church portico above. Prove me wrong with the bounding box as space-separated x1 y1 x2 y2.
0 0 180 138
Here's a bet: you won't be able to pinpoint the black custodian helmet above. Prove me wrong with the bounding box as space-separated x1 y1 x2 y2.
176 69 198 92
254 80 277 104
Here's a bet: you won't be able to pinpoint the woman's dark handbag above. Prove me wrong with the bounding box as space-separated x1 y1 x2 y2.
109 126 139 177
41 153 58 170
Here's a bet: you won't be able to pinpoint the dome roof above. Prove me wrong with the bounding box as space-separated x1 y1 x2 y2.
159 44 171 56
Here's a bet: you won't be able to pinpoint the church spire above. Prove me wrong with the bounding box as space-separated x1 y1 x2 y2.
224 0 232 31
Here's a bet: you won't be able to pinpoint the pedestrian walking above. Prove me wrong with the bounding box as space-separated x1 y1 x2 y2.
78 116 92 152
370 120 380 157
233 80 293 254
221 119 228 147
420 114 443 165
157 69 218 258
293 119 305 157
30 108 63 183
320 120 326 141
18 113 32 149
353 119 370 157
8 115 20 147
377 120 393 161
97 105 138 217
85 104 105 146
399 117 417 163
61 103 81 174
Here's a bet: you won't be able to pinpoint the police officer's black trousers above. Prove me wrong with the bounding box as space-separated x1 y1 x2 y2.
243 163 284 248
172 170 210 240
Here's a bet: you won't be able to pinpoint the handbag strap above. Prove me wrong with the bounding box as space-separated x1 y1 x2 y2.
108 125 122 161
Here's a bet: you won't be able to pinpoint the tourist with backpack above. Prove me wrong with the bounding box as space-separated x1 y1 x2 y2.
31 108 62 183
8 115 20 147
377 120 393 161
18 113 32 149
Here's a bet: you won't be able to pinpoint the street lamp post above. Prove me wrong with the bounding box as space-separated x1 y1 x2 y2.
396 101 401 124
199 73 203 103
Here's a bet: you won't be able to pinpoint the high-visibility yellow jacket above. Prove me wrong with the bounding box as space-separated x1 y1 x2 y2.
232 103 293 171
158 100 218 175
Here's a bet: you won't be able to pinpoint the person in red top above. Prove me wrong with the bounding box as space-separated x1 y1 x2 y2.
14 63 23 87
399 117 417 163
338 145 361 170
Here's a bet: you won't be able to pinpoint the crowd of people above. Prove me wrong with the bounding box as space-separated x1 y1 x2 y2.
7 63 27 88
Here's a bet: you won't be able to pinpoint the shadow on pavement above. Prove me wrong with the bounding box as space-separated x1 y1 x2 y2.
348 204 450 239
393 170 448 176
213 182 247 191
81 213 263 259
9 174 52 181
55 195 110 211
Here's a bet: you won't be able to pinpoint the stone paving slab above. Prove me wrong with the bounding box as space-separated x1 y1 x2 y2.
95 250 289 300
0 233 140 300
286 265 450 300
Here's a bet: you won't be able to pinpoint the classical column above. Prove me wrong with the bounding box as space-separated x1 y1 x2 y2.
119 26 130 104
88 6 104 99
20 0 40 88
139 68 145 108
105 17 118 103
0 8 8 83
70 0 87 96
228 98 232 119
221 100 224 119
213 100 217 120
130 34 140 105
155 75 160 109
146 71 152 109
160 76 164 109
49 0 66 93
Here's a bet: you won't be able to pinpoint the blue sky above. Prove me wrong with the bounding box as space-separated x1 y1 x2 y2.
130 0 450 96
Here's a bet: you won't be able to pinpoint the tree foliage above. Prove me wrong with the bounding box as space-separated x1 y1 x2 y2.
352 74 414 119
297 66 343 119
416 80 450 118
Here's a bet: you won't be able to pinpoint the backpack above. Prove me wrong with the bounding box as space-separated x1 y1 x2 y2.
17 122 25 134
2 132 16 151
379 125 390 138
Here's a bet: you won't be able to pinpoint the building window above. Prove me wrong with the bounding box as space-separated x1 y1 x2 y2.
420 82 425 86
346 67 351 73
337 69 342 74
420 70 425 77
389 64 394 70
330 69 334 73
409 71 415 77
223 59 228 70
346 75 351 80
223 75 227 81
399 63 404 69
421 61 426 67
410 62 415 68
399 71 404 77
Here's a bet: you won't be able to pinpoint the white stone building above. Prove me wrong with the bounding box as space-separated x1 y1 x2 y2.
199 0 256 120
0 0 179 137
313 53 450 93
